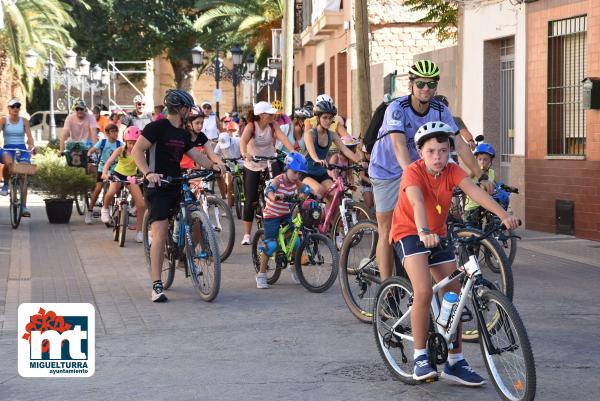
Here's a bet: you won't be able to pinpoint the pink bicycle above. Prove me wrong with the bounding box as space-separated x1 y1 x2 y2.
318 163 375 249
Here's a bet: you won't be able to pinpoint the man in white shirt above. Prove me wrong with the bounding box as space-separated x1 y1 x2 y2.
201 101 219 142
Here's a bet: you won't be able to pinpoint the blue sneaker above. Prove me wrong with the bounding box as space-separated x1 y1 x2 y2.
441 359 486 386
0 184 8 196
413 354 437 381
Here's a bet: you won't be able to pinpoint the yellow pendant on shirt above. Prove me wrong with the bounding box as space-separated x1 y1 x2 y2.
435 204 442 215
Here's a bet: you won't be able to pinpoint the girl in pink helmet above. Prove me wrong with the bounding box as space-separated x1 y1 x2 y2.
99 126 146 243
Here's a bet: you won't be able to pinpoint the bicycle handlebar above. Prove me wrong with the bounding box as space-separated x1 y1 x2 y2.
326 163 365 172
156 169 215 185
418 220 522 248
252 155 283 162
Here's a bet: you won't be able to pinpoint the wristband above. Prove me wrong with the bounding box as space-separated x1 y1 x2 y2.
418 228 431 235
144 171 154 178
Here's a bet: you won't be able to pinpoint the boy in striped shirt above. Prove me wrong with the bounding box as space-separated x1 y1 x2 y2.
257 152 312 289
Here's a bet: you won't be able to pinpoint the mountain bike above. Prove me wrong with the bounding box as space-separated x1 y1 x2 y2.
109 176 140 247
339 219 513 335
63 144 90 216
142 170 221 301
252 152 286 229
251 197 339 293
373 223 536 401
321 163 374 249
189 170 235 262
3 148 36 229
223 157 245 220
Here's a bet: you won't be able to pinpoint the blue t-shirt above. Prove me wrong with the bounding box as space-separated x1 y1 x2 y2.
368 95 459 180
94 139 121 173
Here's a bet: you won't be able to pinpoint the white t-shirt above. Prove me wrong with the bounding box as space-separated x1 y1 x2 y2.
202 114 219 140
215 136 244 168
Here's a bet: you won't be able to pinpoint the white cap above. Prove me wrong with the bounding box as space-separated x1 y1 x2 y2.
218 132 232 149
253 101 277 115
201 101 211 108
8 98 21 107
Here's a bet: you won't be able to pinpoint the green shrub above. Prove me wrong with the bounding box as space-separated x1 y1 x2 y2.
30 151 95 200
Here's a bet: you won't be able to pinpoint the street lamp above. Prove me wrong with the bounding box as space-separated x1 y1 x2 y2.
191 44 226 118
231 44 243 113
78 57 90 101
89 64 103 108
191 45 205 66
64 48 77 110
26 48 57 140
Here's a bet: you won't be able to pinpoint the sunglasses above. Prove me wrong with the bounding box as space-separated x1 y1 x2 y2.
414 81 438 89
9 104 21 109
75 108 84 111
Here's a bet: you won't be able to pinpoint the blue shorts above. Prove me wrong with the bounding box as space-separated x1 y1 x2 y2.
263 214 292 241
1 144 31 163
394 235 456 267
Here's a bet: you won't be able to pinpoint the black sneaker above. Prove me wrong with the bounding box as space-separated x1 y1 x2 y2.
151 283 168 302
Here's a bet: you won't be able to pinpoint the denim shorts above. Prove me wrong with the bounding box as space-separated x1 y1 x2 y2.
263 214 292 241
371 176 401 213
394 235 456 267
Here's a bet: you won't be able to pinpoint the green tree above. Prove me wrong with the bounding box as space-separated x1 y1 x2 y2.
0 0 83 93
403 0 458 42
66 0 202 88
193 0 283 65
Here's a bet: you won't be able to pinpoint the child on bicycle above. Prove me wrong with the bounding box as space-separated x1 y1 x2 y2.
389 121 519 385
85 123 122 224
256 152 312 289
462 143 496 227
100 126 145 243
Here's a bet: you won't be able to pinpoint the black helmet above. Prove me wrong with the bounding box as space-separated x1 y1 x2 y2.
303 101 314 110
313 100 337 117
163 89 195 111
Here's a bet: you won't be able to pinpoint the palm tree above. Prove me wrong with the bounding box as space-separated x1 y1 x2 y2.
193 0 283 62
0 0 83 95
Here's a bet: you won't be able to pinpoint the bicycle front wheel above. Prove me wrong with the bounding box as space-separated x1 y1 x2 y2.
119 205 128 247
251 228 282 285
205 196 235 262
113 209 120 242
339 221 380 323
187 210 221 302
331 202 374 250
9 176 22 229
373 276 420 385
74 192 85 215
477 289 536 401
294 232 338 293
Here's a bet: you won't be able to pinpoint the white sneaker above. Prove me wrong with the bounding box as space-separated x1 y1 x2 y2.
85 211 93 225
290 267 301 285
241 234 251 245
100 208 110 223
256 272 269 289
136 231 143 243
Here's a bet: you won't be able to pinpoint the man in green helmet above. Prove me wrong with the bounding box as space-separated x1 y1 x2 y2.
369 60 494 284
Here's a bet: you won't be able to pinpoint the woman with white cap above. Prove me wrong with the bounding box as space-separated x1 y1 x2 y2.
239 101 295 245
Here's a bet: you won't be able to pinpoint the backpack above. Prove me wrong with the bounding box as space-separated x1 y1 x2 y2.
98 139 122 160
363 98 398 154
363 97 444 154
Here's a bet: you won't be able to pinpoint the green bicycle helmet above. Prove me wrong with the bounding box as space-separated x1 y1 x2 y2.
409 60 440 81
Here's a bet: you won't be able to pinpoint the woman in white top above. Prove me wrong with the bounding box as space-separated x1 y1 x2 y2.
239 102 294 245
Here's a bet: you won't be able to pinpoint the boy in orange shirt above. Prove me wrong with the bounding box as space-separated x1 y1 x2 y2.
390 121 520 385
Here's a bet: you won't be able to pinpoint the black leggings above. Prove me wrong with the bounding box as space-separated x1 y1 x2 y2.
243 163 282 222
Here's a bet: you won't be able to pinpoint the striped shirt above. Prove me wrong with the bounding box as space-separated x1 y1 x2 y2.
263 174 303 218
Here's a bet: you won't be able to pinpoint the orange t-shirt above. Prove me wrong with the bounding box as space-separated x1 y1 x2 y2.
97 115 109 134
390 159 467 243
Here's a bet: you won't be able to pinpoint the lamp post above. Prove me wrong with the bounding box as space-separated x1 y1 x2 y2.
192 44 236 119
246 51 256 106
26 48 57 141
64 48 77 111
90 64 103 108
230 44 243 113
78 57 90 103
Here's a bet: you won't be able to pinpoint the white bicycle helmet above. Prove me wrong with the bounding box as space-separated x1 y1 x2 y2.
133 95 145 104
414 121 455 149
316 94 333 104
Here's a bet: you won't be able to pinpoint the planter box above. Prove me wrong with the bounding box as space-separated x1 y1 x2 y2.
44 199 74 224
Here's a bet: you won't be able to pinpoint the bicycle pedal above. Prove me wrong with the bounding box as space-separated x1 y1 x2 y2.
423 376 439 383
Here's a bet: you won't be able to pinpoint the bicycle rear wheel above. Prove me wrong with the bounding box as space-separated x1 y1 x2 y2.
477 289 536 401
113 208 120 242
9 176 22 229
233 176 243 220
251 228 282 284
331 202 375 250
339 221 380 323
294 232 338 293
75 192 85 215
187 210 221 302
205 196 235 262
373 276 420 385
119 204 128 247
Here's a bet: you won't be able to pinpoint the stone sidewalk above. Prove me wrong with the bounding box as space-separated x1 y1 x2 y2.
0 197 599 400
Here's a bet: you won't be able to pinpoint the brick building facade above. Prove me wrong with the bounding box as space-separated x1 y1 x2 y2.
526 0 600 240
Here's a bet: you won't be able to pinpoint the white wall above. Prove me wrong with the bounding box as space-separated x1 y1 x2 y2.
461 2 526 156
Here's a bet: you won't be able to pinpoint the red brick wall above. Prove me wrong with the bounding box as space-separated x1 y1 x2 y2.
525 0 600 240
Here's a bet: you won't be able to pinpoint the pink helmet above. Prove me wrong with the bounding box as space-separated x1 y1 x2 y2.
123 126 141 141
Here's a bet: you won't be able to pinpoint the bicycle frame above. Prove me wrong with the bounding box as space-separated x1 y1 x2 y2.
277 212 304 263
390 254 482 347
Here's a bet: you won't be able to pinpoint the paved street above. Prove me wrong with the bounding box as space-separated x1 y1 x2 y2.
1 195 599 401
